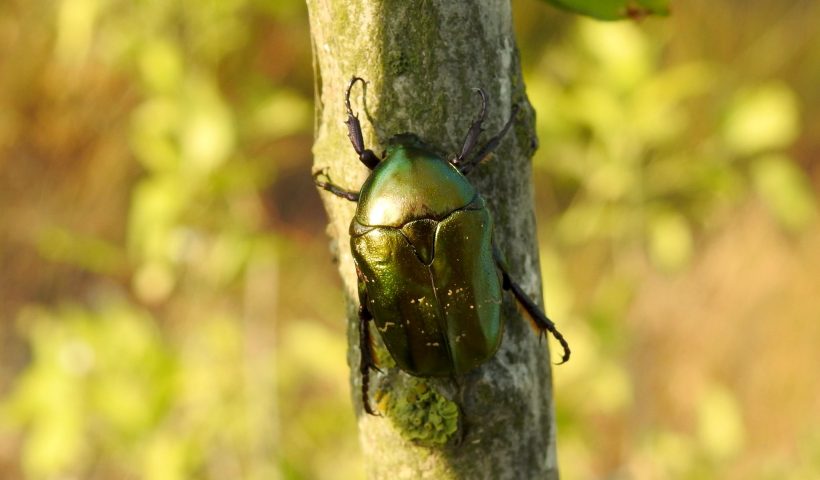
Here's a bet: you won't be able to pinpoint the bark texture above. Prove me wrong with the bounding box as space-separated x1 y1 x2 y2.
306 1 559 478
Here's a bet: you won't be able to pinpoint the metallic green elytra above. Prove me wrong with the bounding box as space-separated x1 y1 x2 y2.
314 77 570 415
352 137 503 376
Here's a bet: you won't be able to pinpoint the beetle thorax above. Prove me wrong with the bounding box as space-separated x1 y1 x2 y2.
354 144 476 228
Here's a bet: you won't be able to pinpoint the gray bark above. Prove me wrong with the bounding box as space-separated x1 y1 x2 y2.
306 0 559 478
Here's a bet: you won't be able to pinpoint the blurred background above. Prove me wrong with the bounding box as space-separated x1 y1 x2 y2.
0 0 818 478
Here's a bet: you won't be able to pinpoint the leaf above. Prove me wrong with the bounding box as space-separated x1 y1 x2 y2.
697 385 745 461
539 0 670 20
723 84 800 156
752 155 818 231
648 210 693 272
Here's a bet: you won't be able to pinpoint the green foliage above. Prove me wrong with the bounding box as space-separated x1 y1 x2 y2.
1 0 819 479
529 20 813 271
0 301 290 480
539 0 670 20
0 0 353 478
722 84 800 156
2 303 173 478
521 16 819 479
752 155 818 231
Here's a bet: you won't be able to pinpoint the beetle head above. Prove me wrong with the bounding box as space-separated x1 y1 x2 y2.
386 133 447 160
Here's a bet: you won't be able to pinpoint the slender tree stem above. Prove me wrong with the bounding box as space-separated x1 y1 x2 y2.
306 1 559 477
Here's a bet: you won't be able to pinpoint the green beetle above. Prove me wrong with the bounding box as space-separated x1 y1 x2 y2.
315 77 570 415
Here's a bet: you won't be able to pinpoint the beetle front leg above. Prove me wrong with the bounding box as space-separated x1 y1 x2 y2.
313 168 359 202
345 77 380 170
459 104 519 176
452 88 488 167
493 246 571 364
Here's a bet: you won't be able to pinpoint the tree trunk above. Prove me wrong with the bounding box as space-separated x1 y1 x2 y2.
305 1 559 478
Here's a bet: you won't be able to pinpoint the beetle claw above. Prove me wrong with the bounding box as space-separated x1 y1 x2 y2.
345 76 367 116
554 342 571 365
312 166 330 180
312 169 330 188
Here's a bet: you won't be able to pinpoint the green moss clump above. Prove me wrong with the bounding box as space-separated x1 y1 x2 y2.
384 378 460 446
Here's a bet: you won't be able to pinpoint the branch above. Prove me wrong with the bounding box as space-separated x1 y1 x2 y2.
306 1 559 478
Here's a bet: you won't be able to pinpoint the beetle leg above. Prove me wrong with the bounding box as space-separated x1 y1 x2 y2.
493 246 571 364
345 77 381 170
459 104 520 175
453 88 487 167
356 273 380 416
449 374 467 445
313 168 359 202
358 302 380 415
